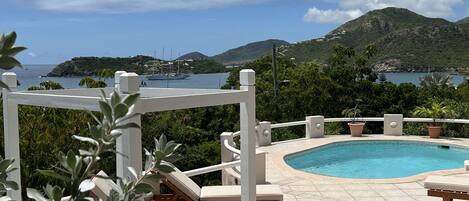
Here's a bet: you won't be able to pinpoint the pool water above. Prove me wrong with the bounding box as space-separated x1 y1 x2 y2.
284 140 469 179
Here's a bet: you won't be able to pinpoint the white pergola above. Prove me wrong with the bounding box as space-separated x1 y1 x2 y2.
2 69 257 201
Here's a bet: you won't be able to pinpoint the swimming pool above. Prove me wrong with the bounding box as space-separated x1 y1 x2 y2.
284 140 469 179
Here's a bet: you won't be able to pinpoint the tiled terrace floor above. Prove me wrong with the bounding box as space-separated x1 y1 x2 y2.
258 135 469 201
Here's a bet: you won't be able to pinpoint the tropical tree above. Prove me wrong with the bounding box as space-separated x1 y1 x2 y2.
419 73 453 88
0 32 26 89
79 76 106 88
98 69 113 80
413 101 455 126
40 81 64 90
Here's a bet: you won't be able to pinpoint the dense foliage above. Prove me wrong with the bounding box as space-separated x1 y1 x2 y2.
48 56 228 77
212 39 289 65
47 56 152 77
188 59 229 74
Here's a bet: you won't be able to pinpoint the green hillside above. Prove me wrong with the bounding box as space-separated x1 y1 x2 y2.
177 51 208 60
48 56 228 76
282 7 469 72
47 55 153 76
456 17 469 24
211 39 289 65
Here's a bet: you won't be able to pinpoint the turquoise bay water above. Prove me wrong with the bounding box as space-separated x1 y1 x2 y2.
5 65 229 90
2 65 467 90
285 140 469 179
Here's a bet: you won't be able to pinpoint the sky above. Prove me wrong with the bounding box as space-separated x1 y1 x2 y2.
1 0 468 64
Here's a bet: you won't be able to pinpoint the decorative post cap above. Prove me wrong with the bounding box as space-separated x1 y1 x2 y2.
240 69 255 86
2 72 17 88
115 71 127 84
119 72 139 93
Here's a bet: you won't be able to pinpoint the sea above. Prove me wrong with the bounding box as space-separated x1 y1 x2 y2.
1 65 467 91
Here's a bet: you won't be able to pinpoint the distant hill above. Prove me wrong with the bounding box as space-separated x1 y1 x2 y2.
282 7 469 72
48 55 228 77
177 51 208 60
211 39 289 65
47 55 153 77
456 17 469 24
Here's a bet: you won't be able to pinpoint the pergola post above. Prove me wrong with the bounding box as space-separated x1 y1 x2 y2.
114 71 127 91
239 69 256 201
116 73 142 179
2 72 21 201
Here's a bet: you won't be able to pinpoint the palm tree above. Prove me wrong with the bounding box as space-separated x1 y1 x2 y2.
79 76 107 88
39 81 64 90
413 102 454 126
98 69 113 80
419 73 453 88
0 32 26 89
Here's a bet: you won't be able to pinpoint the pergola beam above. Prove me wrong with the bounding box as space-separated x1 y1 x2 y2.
8 92 102 111
141 91 249 113
1 70 256 201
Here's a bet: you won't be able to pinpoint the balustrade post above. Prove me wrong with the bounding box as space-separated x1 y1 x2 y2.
116 73 142 179
239 69 256 201
306 115 324 138
255 151 266 184
2 72 21 201
384 114 403 136
220 132 236 185
256 121 271 146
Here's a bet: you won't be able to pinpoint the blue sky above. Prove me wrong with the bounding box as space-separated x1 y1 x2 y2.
2 0 468 64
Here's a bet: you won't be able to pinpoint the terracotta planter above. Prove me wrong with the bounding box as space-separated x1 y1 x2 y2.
428 126 442 138
348 122 365 137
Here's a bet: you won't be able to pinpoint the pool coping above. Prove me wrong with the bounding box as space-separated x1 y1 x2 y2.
266 134 469 184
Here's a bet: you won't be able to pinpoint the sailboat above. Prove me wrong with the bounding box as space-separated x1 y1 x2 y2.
147 59 190 80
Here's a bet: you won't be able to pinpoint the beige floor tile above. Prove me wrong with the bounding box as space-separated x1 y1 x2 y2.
342 184 372 191
295 198 324 201
354 197 386 201
289 185 318 192
411 196 440 201
320 191 353 199
395 183 423 189
369 184 399 190
295 191 322 198
290 180 315 186
347 190 380 197
384 196 416 201
376 189 407 197
401 189 427 196
315 184 343 191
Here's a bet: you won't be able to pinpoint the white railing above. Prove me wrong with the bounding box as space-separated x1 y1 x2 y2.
403 118 469 124
224 138 241 155
271 120 307 128
183 160 241 177
324 117 384 122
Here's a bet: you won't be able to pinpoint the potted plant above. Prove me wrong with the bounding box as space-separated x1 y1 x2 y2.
342 100 365 137
413 102 454 138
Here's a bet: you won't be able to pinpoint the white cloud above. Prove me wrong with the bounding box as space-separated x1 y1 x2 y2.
305 0 463 24
304 7 363 23
32 0 268 13
27 52 37 57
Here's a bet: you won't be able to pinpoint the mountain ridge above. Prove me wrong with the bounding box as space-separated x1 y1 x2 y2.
211 39 289 65
282 7 469 72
